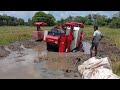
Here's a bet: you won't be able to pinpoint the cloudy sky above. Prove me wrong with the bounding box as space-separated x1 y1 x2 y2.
0 11 118 22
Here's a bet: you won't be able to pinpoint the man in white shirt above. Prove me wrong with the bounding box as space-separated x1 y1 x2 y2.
90 26 103 57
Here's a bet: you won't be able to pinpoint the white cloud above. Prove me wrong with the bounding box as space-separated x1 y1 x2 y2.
0 11 49 22
43 11 49 14
0 11 118 21
55 11 118 20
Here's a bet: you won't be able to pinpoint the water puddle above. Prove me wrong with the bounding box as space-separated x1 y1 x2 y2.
82 42 91 54
0 45 70 79
0 41 88 79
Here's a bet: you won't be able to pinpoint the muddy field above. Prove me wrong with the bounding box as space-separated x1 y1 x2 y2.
0 39 120 79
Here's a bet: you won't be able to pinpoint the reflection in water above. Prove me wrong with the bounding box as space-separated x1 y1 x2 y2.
0 45 68 79
82 42 91 54
0 42 91 79
34 63 66 79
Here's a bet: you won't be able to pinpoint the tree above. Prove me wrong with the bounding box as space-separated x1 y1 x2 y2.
3 20 7 25
46 14 56 26
56 20 61 26
109 12 120 28
18 18 25 25
28 18 32 26
74 16 84 23
95 14 107 26
0 14 26 26
56 18 66 26
84 15 92 25
8 19 13 26
32 11 56 26
32 11 47 23
106 18 112 25
60 18 65 23
65 15 74 22
24 22 29 26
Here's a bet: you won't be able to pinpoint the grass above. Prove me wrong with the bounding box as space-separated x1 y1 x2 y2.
83 25 120 48
0 26 52 45
0 25 120 76
0 25 120 46
112 60 120 76
83 26 120 76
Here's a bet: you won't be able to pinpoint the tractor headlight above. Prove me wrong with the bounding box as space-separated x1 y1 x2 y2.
55 41 58 44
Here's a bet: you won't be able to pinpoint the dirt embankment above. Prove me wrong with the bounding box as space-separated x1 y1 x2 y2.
86 37 120 61
98 41 120 61
0 46 10 59
0 40 37 60
8 42 24 51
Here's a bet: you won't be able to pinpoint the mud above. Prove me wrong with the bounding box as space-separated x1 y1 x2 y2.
8 43 24 52
22 40 36 48
0 46 10 58
82 42 91 54
0 39 119 79
0 40 88 79
32 42 90 78
98 41 120 61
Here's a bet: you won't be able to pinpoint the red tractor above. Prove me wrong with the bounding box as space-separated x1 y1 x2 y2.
32 22 47 41
44 22 84 52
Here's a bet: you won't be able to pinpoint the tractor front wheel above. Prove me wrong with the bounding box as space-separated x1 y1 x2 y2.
47 43 59 52
47 43 51 51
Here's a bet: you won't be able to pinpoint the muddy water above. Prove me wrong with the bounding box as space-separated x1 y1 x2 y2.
0 41 92 79
83 42 91 54
0 44 74 79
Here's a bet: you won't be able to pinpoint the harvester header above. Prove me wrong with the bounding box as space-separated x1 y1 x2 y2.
34 22 47 26
32 22 47 41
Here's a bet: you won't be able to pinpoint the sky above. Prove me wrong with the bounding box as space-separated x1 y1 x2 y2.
0 11 118 22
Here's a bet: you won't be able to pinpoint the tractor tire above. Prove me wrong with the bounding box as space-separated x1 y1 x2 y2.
47 43 59 52
47 43 51 51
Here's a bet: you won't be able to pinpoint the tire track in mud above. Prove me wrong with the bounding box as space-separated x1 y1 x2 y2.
0 39 120 79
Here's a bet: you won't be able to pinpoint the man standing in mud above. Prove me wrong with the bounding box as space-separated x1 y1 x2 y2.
90 26 103 57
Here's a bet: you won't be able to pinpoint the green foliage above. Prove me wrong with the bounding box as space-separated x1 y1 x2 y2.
27 18 32 26
56 18 65 26
109 13 120 28
0 15 25 26
74 16 84 23
96 14 107 26
46 14 56 26
112 60 120 76
85 14 93 25
32 12 47 23
65 15 74 22
0 11 120 28
55 12 120 28
0 26 52 45
32 11 56 26
56 20 61 26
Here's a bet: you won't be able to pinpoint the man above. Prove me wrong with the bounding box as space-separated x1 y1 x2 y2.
90 26 103 57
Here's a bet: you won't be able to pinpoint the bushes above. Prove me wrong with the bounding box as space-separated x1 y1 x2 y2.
109 18 120 28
